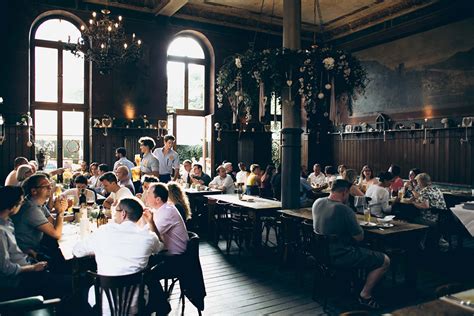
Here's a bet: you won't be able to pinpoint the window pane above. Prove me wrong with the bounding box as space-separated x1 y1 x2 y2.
35 110 58 171
167 61 185 110
270 94 282 115
188 64 205 111
167 37 204 59
63 50 84 103
63 111 84 170
35 19 81 43
35 47 58 102
176 115 204 145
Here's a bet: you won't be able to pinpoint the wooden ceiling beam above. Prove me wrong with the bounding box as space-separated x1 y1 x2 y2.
82 0 154 13
154 0 188 16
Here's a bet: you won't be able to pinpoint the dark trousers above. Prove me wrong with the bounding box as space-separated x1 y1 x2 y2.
159 174 172 183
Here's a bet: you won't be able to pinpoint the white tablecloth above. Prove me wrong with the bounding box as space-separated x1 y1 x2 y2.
450 202 474 237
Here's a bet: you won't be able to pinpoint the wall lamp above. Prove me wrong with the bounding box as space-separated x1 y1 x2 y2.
214 122 222 142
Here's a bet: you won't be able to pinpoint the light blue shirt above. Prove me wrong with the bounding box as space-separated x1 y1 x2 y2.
113 157 135 173
152 147 179 175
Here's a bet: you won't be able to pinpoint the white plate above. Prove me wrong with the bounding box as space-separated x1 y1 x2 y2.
378 223 394 228
359 221 377 227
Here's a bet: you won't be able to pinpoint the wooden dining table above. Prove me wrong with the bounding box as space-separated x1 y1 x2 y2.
390 297 473 315
278 207 429 287
204 194 282 249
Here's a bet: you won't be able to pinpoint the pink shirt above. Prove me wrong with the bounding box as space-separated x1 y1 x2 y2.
152 203 188 255
390 176 404 192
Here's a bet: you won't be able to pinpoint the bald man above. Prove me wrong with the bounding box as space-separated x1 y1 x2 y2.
115 165 135 195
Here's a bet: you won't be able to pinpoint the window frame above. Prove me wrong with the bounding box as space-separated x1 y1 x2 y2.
166 36 209 115
30 15 90 168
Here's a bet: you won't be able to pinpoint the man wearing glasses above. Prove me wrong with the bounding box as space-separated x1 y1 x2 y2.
11 173 68 268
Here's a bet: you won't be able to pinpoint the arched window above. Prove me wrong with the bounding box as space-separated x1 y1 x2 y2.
31 16 89 171
167 36 206 112
166 35 210 165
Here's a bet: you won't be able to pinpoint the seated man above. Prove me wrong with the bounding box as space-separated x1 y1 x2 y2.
312 180 390 309
5 156 28 186
209 165 235 194
116 165 136 195
365 171 396 217
0 186 71 302
190 163 211 187
11 174 67 256
72 198 169 315
307 163 327 189
100 172 133 209
146 183 189 256
180 159 193 185
61 175 96 205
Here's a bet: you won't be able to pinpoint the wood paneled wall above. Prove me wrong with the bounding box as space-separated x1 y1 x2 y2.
331 127 474 185
0 125 34 182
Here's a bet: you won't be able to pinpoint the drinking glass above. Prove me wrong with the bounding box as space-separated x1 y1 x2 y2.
67 195 75 213
363 206 371 223
134 154 141 167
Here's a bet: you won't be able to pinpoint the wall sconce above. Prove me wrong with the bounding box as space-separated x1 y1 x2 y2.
157 120 168 139
214 122 222 142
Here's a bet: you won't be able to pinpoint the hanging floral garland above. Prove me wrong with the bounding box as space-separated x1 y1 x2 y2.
216 46 368 126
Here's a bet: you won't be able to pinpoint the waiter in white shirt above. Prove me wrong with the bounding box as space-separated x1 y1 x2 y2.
153 135 179 183
113 147 135 173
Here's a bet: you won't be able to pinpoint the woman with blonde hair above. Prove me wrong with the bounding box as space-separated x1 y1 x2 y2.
167 181 191 222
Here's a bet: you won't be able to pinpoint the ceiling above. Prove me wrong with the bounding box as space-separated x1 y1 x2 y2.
80 0 442 41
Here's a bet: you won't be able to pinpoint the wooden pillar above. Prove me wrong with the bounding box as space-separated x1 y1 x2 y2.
281 0 302 209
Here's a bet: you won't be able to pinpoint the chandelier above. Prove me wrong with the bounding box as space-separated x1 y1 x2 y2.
67 9 142 74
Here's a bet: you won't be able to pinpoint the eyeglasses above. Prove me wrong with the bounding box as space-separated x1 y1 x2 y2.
36 184 52 190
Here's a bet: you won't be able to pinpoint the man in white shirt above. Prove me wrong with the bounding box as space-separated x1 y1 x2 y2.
72 197 169 315
236 162 249 186
209 166 235 194
365 171 397 217
5 157 28 186
307 163 327 188
113 147 135 173
152 134 179 183
115 165 135 195
100 172 133 209
180 159 193 185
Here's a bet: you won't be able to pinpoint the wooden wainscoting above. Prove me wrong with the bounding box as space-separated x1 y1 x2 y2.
330 127 473 185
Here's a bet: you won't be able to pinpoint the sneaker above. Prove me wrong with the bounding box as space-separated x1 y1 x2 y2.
359 295 381 309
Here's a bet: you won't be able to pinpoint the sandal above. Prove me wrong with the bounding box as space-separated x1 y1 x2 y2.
358 295 381 309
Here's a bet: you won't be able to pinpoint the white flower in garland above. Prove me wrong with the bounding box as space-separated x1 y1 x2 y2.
323 57 335 70
235 57 242 69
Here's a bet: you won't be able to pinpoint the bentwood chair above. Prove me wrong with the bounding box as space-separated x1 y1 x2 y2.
0 296 61 316
88 270 147 316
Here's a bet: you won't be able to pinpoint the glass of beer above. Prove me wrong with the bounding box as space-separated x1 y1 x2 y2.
363 206 371 223
134 154 141 167
67 195 75 213
131 167 141 182
55 184 63 197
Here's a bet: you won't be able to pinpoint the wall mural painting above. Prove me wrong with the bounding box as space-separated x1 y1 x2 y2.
352 18 474 118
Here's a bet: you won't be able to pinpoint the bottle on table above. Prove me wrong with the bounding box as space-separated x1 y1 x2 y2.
96 206 107 228
363 205 371 223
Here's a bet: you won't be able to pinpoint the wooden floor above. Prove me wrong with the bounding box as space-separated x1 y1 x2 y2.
167 237 474 316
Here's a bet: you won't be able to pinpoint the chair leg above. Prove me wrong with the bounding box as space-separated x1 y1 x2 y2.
180 292 185 315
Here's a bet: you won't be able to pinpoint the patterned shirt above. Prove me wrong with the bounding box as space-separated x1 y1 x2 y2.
417 186 447 222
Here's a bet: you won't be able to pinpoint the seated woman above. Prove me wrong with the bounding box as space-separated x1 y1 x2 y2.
0 186 71 301
245 164 261 196
365 171 397 217
403 168 421 198
357 165 378 193
411 173 447 249
61 175 96 205
388 164 404 195
260 165 275 198
167 182 192 223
